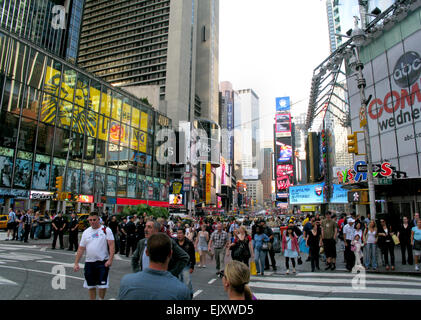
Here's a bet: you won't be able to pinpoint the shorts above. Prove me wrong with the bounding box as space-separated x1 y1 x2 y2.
323 239 337 258
7 222 15 230
198 245 208 252
414 250 421 257
83 260 109 289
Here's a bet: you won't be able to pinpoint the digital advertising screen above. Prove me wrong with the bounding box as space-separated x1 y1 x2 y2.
275 113 291 137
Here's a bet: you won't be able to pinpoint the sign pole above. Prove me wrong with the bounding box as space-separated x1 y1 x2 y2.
354 46 377 222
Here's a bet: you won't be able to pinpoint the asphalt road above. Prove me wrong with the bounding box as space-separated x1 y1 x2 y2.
1 239 421 300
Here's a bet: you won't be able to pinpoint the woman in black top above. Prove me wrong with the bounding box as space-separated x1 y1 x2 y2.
377 218 396 270
397 216 413 265
306 222 322 272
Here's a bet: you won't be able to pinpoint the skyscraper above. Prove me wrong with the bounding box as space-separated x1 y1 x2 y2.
237 88 260 178
78 0 219 127
0 0 84 62
326 0 396 53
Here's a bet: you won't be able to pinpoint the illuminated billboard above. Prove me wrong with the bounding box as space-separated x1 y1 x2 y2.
276 97 291 113
275 113 291 137
276 140 292 164
41 66 148 154
348 11 421 178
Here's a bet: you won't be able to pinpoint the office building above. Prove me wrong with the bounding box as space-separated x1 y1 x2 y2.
78 0 219 127
326 0 396 53
259 148 273 204
237 88 260 179
0 0 84 63
0 27 171 214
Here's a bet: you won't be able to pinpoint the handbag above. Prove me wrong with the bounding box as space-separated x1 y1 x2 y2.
250 261 257 276
297 256 303 265
195 251 201 263
392 234 400 245
261 242 269 251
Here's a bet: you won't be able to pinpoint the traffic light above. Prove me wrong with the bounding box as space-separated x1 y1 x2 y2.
347 133 359 154
55 176 63 192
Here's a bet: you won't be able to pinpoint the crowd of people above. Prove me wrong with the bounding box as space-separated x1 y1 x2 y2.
4 208 421 300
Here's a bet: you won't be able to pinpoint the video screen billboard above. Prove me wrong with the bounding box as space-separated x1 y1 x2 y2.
276 137 292 164
275 136 294 193
275 114 291 137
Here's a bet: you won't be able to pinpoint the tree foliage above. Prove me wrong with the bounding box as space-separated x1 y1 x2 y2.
119 205 168 220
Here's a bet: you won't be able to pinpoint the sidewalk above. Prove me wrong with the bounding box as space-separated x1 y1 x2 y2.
0 231 81 246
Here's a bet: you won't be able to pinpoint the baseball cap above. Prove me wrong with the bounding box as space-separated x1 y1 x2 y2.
348 218 355 223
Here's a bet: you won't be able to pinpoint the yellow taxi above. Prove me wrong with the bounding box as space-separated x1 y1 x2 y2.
0 215 8 230
77 214 89 231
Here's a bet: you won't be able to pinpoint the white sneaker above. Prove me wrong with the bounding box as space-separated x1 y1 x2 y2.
286 269 290 275
416 265 420 271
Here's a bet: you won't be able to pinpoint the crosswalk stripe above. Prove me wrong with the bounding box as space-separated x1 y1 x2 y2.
208 279 217 284
249 281 421 296
0 265 85 281
295 272 421 282
37 260 85 268
0 244 37 250
254 293 382 300
250 276 421 287
0 276 18 286
193 290 203 298
0 253 52 261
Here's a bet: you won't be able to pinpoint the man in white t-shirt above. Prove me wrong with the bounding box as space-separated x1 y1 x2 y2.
73 212 115 300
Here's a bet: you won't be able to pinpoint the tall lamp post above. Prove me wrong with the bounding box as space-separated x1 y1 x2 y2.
348 17 377 222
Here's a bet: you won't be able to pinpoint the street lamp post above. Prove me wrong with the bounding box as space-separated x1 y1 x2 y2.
350 18 377 222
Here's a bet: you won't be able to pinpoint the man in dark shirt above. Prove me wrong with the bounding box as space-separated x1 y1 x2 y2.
125 216 137 257
303 216 315 261
261 221 277 271
108 215 119 253
21 210 32 243
52 212 67 249
68 213 79 251
136 217 146 243
176 228 195 296
119 233 191 300
118 217 127 255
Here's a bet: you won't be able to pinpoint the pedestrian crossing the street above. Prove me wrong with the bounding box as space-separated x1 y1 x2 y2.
248 271 421 300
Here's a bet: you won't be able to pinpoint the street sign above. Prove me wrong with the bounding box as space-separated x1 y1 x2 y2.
359 105 367 128
356 164 383 173
375 178 392 185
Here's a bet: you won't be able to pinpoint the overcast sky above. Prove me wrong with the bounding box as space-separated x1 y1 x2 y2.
219 0 331 144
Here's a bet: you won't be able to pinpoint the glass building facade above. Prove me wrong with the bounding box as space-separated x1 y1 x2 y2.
0 0 84 63
0 28 171 214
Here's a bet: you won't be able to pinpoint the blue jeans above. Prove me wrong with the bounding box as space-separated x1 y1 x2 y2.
254 248 267 274
178 266 193 295
34 225 41 239
18 225 23 240
364 243 377 269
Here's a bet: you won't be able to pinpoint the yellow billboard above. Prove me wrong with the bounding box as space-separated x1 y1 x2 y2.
206 163 211 204
41 66 148 153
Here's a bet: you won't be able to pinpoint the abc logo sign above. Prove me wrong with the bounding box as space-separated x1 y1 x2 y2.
393 51 421 88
